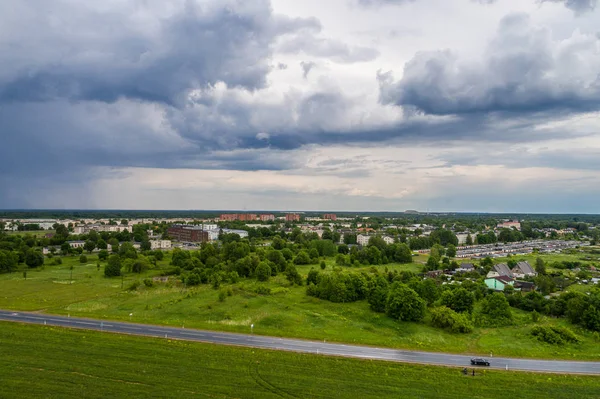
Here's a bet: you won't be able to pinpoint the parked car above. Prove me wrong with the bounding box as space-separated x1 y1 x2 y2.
470 358 490 366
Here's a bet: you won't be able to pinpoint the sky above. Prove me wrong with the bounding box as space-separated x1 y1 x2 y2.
1 0 600 213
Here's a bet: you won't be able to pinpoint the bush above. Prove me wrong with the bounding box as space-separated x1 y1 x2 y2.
218 290 226 302
127 280 141 291
530 326 579 345
476 292 513 327
385 283 426 322
430 306 474 333
255 262 271 282
143 278 154 288
79 255 88 264
53 257 63 265
255 285 272 295
104 255 122 277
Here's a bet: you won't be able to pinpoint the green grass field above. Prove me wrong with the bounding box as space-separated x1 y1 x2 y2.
1 322 599 399
1 253 599 361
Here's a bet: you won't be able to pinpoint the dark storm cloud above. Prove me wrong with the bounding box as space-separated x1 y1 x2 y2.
379 13 600 115
0 0 318 106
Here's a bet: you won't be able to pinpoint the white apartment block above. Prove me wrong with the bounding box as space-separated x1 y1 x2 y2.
357 234 370 246
383 236 395 245
150 240 172 250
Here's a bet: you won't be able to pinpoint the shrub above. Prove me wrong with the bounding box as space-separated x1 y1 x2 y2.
127 280 141 291
79 255 88 264
255 285 272 295
476 292 513 327
530 326 579 345
53 257 63 265
218 290 226 302
143 278 154 288
430 306 473 333
255 262 271 282
385 283 426 322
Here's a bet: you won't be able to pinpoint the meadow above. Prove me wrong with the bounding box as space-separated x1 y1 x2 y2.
1 252 599 361
1 322 599 399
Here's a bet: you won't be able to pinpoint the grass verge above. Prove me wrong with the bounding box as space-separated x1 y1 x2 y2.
1 322 600 399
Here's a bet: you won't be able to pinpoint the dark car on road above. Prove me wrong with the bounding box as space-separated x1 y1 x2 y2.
470 358 490 366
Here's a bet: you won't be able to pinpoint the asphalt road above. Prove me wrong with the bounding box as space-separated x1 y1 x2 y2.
1 310 599 375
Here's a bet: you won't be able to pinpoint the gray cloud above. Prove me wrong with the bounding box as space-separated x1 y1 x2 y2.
379 13 600 115
0 0 317 106
357 0 415 6
300 61 318 79
278 35 380 63
475 0 597 13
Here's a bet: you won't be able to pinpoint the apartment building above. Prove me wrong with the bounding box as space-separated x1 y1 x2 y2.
286 213 301 222
167 225 209 243
323 213 337 221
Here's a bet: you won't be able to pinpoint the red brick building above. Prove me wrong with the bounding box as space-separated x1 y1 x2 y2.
220 214 258 221
323 213 337 221
285 213 300 222
167 225 209 242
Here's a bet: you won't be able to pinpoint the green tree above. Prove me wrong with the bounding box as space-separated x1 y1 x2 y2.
60 242 71 256
394 243 412 263
465 234 473 246
367 276 389 313
368 236 387 251
446 244 457 258
535 275 556 296
84 240 96 254
255 262 271 282
140 239 151 251
98 250 109 261
108 238 119 253
79 254 88 264
478 292 513 326
25 249 44 268
0 250 19 273
104 255 122 277
535 257 546 275
285 264 303 285
440 288 475 313
293 251 311 265
583 306 600 332
385 283 426 322
426 256 439 271
96 239 107 250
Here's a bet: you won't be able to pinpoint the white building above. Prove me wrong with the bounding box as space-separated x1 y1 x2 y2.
383 236 395 245
67 241 85 249
456 233 470 245
150 240 172 250
357 234 370 246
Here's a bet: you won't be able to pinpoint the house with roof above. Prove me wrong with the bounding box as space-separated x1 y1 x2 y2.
514 281 536 292
488 263 513 278
511 261 537 278
457 263 475 273
485 275 515 291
